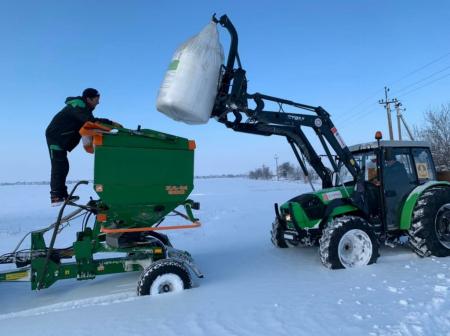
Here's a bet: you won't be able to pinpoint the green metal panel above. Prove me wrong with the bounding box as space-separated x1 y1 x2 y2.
281 185 355 229
287 202 358 229
74 238 94 260
399 181 450 230
29 252 163 289
93 128 194 228
287 202 314 229
0 268 30 282
31 231 47 250
329 204 358 218
315 186 354 204
31 258 60 290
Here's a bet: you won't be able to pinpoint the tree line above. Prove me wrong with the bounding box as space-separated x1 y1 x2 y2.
249 163 319 181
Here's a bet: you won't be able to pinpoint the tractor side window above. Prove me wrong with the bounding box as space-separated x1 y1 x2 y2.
383 149 417 229
337 153 363 184
392 153 416 184
364 153 378 182
383 149 416 185
395 154 416 183
412 148 436 183
337 152 378 185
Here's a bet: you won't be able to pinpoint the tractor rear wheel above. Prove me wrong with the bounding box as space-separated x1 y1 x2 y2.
137 259 192 296
319 216 379 269
408 186 450 257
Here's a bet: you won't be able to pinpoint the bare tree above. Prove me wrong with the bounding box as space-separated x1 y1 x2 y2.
415 103 450 171
278 162 295 179
249 165 273 180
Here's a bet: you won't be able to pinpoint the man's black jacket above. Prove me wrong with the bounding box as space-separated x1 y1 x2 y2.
46 96 113 151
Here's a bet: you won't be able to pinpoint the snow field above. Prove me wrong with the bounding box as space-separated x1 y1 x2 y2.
0 178 449 336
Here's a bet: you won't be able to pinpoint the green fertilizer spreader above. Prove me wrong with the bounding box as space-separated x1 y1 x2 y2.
0 123 202 295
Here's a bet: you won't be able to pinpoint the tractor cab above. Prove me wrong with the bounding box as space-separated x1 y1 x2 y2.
338 140 436 230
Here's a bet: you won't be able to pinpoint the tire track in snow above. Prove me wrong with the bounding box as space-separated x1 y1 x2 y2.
0 292 138 320
373 269 450 335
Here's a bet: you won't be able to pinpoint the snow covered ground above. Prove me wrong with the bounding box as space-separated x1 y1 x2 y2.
0 178 449 336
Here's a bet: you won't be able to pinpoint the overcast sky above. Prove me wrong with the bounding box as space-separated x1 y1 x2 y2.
0 0 449 182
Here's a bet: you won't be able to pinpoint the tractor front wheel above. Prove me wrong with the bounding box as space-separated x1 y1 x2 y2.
137 259 192 296
408 186 450 257
319 216 379 269
271 218 292 248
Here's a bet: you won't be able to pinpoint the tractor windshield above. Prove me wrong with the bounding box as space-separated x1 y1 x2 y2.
337 151 377 185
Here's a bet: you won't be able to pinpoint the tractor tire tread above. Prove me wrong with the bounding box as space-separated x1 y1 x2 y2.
319 216 379 269
271 218 289 248
408 185 450 258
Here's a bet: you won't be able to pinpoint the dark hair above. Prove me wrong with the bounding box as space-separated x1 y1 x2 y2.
384 148 395 161
82 88 100 98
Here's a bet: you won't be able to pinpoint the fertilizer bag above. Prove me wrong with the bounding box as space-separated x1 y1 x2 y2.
156 21 224 124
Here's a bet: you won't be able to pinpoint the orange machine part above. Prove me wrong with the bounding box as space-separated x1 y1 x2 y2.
96 214 107 222
188 140 196 150
79 122 112 153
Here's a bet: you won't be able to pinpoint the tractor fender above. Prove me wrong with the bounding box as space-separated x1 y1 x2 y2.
399 181 450 230
284 191 367 230
318 198 361 230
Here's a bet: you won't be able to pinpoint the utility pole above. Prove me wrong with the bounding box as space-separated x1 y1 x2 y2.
274 154 279 181
393 98 414 140
394 98 402 140
379 86 395 140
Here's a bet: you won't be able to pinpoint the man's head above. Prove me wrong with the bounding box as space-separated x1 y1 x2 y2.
384 148 398 166
82 88 100 109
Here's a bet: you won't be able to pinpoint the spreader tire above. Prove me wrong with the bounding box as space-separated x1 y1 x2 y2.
408 186 450 257
137 259 192 296
271 218 289 248
319 216 379 269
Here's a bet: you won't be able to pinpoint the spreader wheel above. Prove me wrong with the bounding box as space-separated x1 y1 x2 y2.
137 259 192 296
319 216 379 269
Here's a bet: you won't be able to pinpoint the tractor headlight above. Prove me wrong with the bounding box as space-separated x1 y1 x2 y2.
285 213 292 222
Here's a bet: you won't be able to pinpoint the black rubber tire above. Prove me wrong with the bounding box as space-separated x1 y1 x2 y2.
137 259 192 296
270 218 289 248
319 216 379 269
408 186 450 257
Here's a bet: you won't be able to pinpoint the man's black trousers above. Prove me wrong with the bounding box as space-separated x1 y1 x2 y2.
48 145 69 198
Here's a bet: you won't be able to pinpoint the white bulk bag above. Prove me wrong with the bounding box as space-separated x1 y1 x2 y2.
156 21 224 124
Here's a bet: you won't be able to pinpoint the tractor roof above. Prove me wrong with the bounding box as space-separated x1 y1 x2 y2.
348 140 431 152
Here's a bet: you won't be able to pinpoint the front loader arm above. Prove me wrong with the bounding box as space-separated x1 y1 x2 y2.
211 14 367 210
211 15 360 185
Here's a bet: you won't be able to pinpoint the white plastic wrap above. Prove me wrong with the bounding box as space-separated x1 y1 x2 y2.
156 21 224 124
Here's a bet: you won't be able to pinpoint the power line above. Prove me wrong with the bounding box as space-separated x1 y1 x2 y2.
388 51 450 87
335 88 383 121
397 72 450 99
336 51 450 122
393 64 450 95
339 71 450 126
341 71 450 126
337 101 379 124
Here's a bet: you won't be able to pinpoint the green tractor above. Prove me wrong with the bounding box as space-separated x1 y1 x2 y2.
272 139 450 268
211 15 450 268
